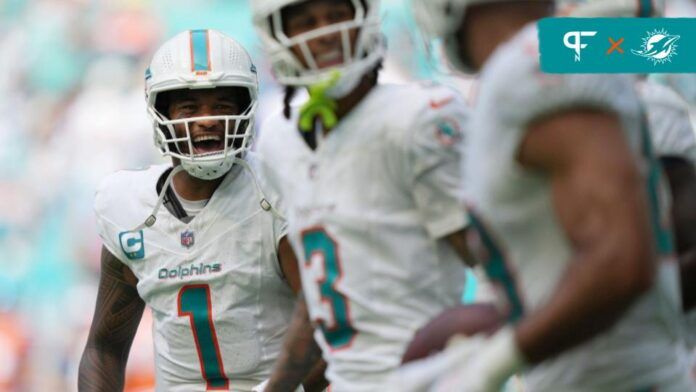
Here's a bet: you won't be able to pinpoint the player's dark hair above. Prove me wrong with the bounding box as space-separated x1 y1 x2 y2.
283 85 296 119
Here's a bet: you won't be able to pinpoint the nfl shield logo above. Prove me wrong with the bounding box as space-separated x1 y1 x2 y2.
181 230 195 248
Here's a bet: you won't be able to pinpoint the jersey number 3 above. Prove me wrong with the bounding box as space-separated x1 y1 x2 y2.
302 228 357 350
178 284 229 390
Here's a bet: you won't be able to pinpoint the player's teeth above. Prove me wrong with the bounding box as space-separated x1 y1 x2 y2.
193 135 221 143
317 51 342 62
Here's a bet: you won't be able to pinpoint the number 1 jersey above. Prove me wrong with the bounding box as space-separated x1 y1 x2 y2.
93 154 295 392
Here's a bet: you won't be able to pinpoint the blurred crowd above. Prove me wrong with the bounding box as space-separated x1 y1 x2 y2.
0 0 695 391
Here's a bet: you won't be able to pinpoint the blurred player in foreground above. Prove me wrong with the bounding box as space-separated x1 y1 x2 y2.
560 0 696 318
560 0 696 376
251 0 474 390
79 30 306 391
400 0 695 390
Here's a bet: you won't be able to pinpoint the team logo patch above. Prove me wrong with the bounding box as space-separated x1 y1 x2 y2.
435 118 462 147
181 230 195 248
119 230 145 260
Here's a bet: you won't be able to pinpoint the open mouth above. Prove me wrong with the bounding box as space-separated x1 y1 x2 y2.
315 49 345 69
192 134 225 155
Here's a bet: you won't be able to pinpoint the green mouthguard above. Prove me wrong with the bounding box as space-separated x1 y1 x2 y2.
299 71 341 132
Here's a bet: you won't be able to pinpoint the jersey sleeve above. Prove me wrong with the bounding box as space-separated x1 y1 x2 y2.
405 87 470 239
93 176 129 263
484 25 642 150
639 81 696 165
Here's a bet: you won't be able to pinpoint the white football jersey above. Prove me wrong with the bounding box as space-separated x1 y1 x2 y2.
639 80 696 166
464 25 693 391
94 153 295 392
256 83 470 392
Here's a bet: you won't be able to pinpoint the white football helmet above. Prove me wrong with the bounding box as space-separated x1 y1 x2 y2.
251 0 385 97
145 29 258 180
557 0 664 17
412 0 550 74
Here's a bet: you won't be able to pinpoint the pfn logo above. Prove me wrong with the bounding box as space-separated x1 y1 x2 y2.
563 31 597 62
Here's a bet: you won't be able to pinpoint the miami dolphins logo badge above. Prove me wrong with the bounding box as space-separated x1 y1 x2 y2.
632 29 680 65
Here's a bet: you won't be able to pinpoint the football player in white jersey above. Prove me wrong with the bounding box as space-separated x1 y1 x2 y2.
560 0 696 368
406 0 696 390
78 30 308 392
250 0 473 391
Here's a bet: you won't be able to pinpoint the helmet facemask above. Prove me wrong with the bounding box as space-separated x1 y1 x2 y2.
144 29 259 181
149 86 257 180
257 0 385 97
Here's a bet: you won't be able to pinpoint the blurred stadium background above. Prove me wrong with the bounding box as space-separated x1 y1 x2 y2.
0 0 694 390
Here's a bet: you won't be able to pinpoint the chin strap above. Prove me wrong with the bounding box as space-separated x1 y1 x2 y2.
131 157 285 232
299 70 341 132
132 165 186 232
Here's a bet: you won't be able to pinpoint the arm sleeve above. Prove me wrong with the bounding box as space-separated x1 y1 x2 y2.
406 91 471 239
93 181 129 264
482 26 641 153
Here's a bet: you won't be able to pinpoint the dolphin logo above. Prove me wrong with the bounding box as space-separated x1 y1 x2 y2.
632 31 680 64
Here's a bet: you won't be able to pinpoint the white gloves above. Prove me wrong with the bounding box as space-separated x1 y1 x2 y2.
385 327 525 392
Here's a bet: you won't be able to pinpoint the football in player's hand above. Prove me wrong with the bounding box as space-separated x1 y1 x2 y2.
401 303 504 364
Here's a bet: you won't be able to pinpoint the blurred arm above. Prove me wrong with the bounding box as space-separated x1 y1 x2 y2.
445 229 475 266
265 293 328 392
78 246 145 391
514 109 656 363
278 236 303 294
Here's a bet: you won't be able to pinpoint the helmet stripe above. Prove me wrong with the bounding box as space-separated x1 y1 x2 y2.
190 29 212 72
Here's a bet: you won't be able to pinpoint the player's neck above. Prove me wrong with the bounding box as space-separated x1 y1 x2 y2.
171 167 225 201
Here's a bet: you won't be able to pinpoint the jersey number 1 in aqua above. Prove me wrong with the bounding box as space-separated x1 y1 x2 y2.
302 228 356 350
178 284 229 390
